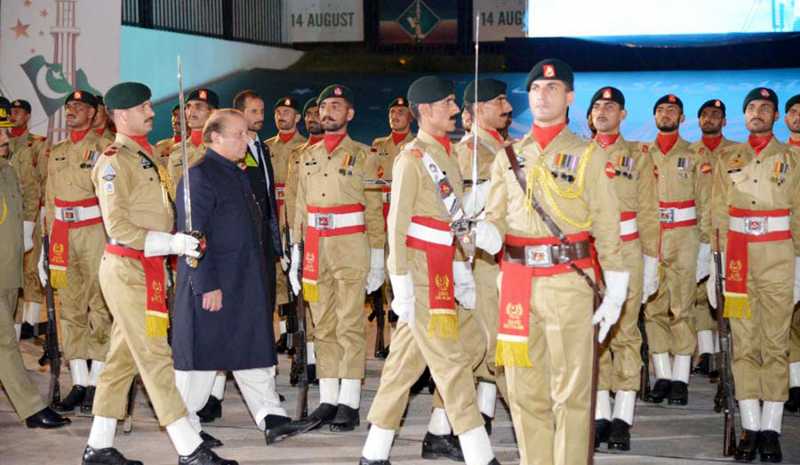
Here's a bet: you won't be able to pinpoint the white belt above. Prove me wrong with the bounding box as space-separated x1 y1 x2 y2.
620 217 638 237
54 205 101 222
729 215 789 236
658 206 696 223
407 221 454 246
307 211 364 230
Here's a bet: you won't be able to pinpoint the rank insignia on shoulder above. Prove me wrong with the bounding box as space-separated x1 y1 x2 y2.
103 145 119 157
700 162 712 174
140 156 154 169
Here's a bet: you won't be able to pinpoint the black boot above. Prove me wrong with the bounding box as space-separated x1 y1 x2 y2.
264 414 299 444
734 429 759 462
287 403 338 432
668 381 688 405
644 379 671 404
308 364 318 385
82 446 143 465
692 354 711 375
759 430 782 463
81 386 96 416
330 404 360 432
200 431 223 449
607 419 631 451
784 387 800 413
25 407 71 428
197 396 222 423
594 419 611 449
359 458 391 465
421 432 464 461
177 445 238 465
53 385 87 413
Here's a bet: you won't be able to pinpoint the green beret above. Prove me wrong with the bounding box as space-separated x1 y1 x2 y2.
785 94 800 113
697 99 726 118
407 76 455 105
172 103 180 113
652 94 683 114
590 86 625 109
274 96 300 113
526 58 574 91
0 97 12 128
186 88 219 108
65 89 99 109
464 79 507 104
387 96 409 112
317 84 354 106
302 97 318 115
11 99 32 113
743 87 778 113
105 82 151 111
96 95 104 106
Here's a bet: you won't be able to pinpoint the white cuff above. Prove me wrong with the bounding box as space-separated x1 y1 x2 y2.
144 231 174 257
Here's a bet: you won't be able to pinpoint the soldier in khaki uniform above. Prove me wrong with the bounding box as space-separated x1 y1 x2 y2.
155 104 183 164
473 59 628 465
265 96 307 352
92 96 115 140
360 75 497 465
287 84 384 433
707 88 799 463
42 91 113 416
688 99 737 376
642 94 711 406
167 88 218 200
9 99 47 332
587 87 659 451
784 94 800 413
84 82 236 465
0 99 70 429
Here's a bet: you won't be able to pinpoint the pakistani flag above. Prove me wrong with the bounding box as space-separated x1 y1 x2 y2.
21 55 101 116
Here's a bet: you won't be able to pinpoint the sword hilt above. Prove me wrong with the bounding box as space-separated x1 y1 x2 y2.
183 230 207 268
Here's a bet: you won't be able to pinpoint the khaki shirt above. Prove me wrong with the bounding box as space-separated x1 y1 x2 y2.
369 131 414 182
92 134 174 249
285 137 321 232
291 135 384 250
155 136 178 165
10 131 47 189
3 145 39 223
485 127 624 272
387 130 465 275
0 158 24 288
45 131 113 233
455 126 504 184
167 140 206 201
710 138 800 253
266 131 307 233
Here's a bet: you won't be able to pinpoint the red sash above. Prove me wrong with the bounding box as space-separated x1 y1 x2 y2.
381 185 391 230
49 197 102 288
275 182 285 210
106 244 169 337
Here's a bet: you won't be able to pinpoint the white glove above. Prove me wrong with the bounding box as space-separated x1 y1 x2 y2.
143 231 201 258
37 244 48 287
23 221 34 252
463 182 490 218
474 220 502 255
794 257 800 304
706 251 724 309
453 261 476 309
389 273 415 322
592 270 630 343
641 255 659 303
289 243 301 296
280 254 290 272
696 242 711 282
366 248 386 293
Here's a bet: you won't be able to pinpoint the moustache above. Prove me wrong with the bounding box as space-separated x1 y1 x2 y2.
501 112 512 118
321 117 335 123
449 115 457 121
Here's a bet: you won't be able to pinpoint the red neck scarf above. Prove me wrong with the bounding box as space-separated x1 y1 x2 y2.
594 133 619 149
94 127 106 136
702 134 723 152
126 134 153 155
10 126 26 138
391 131 409 145
324 133 347 153
788 136 800 147
432 134 451 155
70 128 90 144
190 130 203 147
308 134 323 145
532 122 566 150
485 128 504 144
173 134 182 143
279 131 295 144
656 132 679 155
748 133 772 155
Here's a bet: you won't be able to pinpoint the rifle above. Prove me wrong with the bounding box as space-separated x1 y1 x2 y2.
638 307 651 401
41 225 61 407
713 230 736 457
287 234 309 420
367 284 388 358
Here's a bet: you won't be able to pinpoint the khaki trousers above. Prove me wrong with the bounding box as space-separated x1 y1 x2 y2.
789 304 800 364
92 253 187 426
473 251 508 400
693 282 716 333
430 306 486 410
21 221 44 306
0 288 46 420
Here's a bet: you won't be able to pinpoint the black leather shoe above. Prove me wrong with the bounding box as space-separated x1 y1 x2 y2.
759 430 782 463
81 386 96 416
421 432 464 461
784 387 800 413
82 446 143 465
288 403 338 432
200 431 223 449
263 415 295 444
330 404 360 432
594 419 611 449
692 354 711 375
178 445 238 465
20 322 37 340
53 385 87 413
644 379 671 404
734 429 759 462
25 407 71 428
487 459 501 465
482 413 492 435
668 381 688 405
359 457 390 465
607 419 631 451
198 396 222 423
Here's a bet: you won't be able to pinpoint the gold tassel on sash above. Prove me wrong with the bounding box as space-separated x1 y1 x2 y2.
427 309 458 340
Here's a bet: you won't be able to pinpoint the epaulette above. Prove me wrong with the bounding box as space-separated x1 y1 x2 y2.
103 145 120 157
